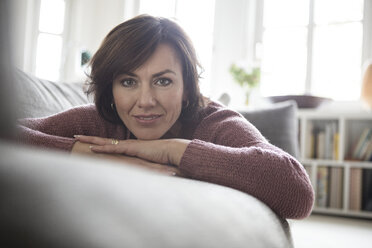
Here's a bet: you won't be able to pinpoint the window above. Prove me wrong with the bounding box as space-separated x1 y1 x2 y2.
35 0 66 81
258 0 367 101
139 0 216 95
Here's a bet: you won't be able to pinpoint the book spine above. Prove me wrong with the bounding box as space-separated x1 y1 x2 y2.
305 122 314 159
352 128 371 160
325 124 332 160
362 136 372 161
349 168 362 211
333 132 340 160
357 129 372 160
313 127 319 159
329 167 343 209
317 131 326 159
362 169 372 211
317 166 329 208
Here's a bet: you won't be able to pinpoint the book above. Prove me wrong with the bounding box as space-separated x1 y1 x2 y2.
362 137 372 161
316 166 329 208
362 169 372 212
317 131 326 159
324 122 338 160
351 128 372 160
333 132 340 160
349 168 362 211
304 165 312 183
329 167 343 209
305 122 314 159
312 126 321 159
324 123 334 160
357 130 372 160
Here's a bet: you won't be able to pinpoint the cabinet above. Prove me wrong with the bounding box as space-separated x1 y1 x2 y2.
297 109 372 219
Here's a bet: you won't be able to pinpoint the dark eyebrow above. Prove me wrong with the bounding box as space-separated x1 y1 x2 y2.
152 69 176 78
119 69 176 78
122 71 137 77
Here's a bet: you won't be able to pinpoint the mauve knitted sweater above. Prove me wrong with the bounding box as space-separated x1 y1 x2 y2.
18 101 314 219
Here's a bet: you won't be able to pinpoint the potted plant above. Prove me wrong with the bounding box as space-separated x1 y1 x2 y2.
229 63 261 105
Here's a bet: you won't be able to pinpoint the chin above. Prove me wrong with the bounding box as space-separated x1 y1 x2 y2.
133 131 164 140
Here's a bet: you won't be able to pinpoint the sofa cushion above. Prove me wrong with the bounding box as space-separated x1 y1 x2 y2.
14 69 91 118
240 101 299 157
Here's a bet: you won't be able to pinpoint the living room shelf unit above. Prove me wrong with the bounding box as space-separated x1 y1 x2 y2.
297 108 372 219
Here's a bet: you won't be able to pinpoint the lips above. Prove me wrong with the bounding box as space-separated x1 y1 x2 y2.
133 114 162 124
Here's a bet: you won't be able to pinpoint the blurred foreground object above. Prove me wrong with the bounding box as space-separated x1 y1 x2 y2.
0 0 17 140
361 62 372 109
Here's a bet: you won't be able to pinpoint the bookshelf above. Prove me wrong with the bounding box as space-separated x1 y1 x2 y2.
297 108 372 219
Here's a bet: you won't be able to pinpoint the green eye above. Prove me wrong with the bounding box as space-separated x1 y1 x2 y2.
155 78 172 86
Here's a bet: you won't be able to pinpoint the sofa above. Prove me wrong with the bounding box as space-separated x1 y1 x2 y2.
0 69 300 247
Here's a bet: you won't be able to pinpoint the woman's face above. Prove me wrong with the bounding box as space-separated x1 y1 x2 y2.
112 43 185 140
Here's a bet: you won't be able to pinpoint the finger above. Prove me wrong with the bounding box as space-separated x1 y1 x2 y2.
92 140 143 157
74 135 101 144
90 144 130 155
74 135 112 146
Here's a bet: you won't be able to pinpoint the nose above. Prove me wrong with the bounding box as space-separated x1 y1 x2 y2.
138 85 156 108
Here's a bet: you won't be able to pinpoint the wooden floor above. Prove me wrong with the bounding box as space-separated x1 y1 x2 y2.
289 214 372 248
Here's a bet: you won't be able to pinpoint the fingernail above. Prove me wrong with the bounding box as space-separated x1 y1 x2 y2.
89 145 94 149
73 135 80 138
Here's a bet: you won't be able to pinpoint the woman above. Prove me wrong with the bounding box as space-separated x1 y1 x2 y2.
18 15 314 219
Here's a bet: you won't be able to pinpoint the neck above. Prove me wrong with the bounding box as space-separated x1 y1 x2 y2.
162 120 182 139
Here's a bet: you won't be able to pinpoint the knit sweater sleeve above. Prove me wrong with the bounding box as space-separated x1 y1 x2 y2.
179 105 314 219
17 104 125 151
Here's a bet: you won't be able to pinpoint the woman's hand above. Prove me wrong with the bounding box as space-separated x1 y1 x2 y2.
71 141 95 154
71 140 180 176
74 135 190 166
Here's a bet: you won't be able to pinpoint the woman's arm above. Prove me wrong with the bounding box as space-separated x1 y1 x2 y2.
177 109 314 220
18 105 178 175
17 104 126 151
180 139 314 219
18 124 76 151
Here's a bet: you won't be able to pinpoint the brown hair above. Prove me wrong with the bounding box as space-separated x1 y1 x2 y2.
86 14 204 124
